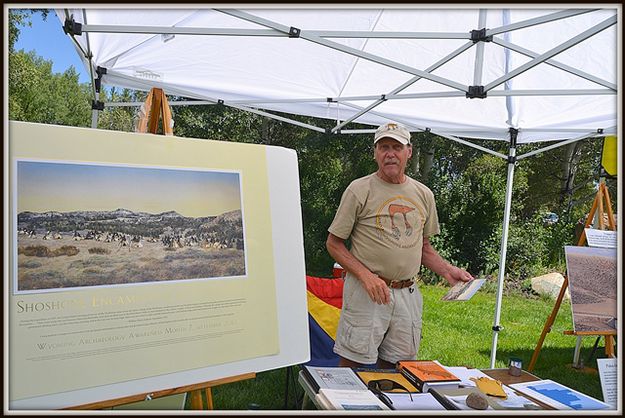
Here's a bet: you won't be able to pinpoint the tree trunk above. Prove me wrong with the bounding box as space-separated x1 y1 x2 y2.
560 142 582 208
411 144 420 177
420 140 435 183
261 118 271 144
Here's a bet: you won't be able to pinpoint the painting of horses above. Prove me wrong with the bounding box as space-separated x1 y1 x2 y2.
15 160 247 293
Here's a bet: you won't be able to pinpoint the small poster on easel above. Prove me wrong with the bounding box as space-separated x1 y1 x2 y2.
564 246 617 333
584 228 617 248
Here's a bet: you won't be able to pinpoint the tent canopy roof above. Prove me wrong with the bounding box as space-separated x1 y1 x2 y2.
59 7 618 144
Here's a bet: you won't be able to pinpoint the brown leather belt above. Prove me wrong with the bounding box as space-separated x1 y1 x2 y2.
379 276 415 289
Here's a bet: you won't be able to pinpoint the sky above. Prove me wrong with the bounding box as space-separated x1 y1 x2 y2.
17 161 242 218
13 10 90 84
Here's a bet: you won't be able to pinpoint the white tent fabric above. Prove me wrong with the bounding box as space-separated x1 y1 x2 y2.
57 7 617 143
56 7 619 368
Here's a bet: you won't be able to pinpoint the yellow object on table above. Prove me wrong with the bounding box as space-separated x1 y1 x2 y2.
470 377 507 399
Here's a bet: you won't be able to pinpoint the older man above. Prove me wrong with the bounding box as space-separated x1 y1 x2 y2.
326 122 473 368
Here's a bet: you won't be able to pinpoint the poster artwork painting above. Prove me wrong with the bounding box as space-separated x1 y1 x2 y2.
15 160 246 293
564 246 617 333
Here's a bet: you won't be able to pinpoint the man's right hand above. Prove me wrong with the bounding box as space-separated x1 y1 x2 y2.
360 273 390 305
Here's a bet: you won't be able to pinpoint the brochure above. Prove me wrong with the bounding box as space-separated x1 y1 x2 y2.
509 379 612 410
442 279 486 301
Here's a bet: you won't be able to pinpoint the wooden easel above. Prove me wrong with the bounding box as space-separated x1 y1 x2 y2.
136 87 174 135
528 181 616 372
65 372 255 410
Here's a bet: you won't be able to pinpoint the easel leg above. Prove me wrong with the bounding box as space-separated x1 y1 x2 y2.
189 388 213 410
528 278 569 372
189 390 204 410
605 335 615 357
572 336 583 368
205 388 214 409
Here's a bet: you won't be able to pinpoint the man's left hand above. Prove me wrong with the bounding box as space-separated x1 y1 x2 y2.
446 267 474 287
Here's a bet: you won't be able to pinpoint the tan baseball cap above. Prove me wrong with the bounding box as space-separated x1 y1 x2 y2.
374 122 411 145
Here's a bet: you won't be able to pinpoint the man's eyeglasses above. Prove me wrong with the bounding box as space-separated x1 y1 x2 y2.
367 379 414 402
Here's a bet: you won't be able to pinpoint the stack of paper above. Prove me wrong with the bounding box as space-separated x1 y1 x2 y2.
385 392 446 410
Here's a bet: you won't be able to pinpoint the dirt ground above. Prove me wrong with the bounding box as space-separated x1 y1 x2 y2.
566 251 617 332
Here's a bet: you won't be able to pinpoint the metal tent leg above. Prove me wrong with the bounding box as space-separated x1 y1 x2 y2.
489 129 518 368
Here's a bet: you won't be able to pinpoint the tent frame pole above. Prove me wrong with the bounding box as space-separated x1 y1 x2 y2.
489 127 518 368
486 9 594 37
79 24 474 40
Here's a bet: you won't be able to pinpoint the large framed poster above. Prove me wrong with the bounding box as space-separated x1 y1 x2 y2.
6 121 309 409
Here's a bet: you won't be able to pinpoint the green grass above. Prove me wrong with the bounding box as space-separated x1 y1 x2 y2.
188 284 609 410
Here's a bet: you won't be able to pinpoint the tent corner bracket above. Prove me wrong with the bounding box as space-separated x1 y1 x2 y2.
63 16 82 36
91 100 105 111
94 66 107 93
466 85 487 99
470 28 492 43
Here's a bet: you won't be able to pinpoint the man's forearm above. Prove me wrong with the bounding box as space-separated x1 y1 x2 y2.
421 239 453 281
326 232 391 305
421 237 473 286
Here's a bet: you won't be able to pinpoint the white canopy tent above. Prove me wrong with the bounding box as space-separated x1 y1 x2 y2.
56 6 619 368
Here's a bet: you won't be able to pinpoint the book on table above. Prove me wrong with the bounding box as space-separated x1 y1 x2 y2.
315 388 391 410
397 360 461 393
301 365 367 393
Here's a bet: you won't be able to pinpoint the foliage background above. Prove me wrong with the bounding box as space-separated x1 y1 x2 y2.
8 10 617 287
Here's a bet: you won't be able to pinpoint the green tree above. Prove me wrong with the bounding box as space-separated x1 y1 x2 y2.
9 50 91 126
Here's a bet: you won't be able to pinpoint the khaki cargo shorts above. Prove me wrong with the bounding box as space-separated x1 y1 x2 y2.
333 273 423 365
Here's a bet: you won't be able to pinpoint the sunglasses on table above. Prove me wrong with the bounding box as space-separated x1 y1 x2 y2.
367 379 413 402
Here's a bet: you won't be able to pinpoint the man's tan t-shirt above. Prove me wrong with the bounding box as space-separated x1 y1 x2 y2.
328 173 440 281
